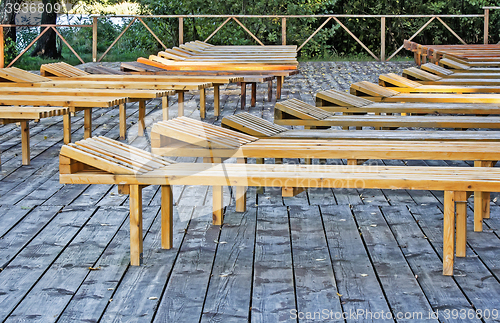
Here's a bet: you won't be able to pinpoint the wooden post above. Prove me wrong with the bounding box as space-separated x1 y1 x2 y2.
138 100 146 136
251 82 257 107
0 26 4 68
214 84 220 116
63 113 71 144
282 17 286 45
240 82 246 110
161 185 173 249
83 108 92 139
455 191 467 258
92 16 98 62
177 91 184 117
162 96 169 120
380 17 386 61
130 185 143 266
484 8 489 44
119 103 126 140
443 190 455 276
179 17 184 45
21 121 30 165
199 88 206 119
235 158 247 212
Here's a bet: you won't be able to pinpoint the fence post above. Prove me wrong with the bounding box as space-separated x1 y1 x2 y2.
282 17 286 45
92 16 97 62
380 17 386 61
179 17 184 45
484 8 489 44
0 26 4 68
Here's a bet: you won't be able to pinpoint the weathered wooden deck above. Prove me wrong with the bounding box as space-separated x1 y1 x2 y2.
1 61 500 322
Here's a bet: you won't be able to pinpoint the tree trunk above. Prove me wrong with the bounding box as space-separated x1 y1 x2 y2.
31 0 60 58
0 0 22 59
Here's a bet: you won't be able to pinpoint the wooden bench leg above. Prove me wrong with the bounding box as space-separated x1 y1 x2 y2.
162 96 169 121
240 82 246 110
63 113 71 144
347 159 358 166
130 184 143 266
443 190 455 276
455 191 467 258
119 103 126 140
474 161 493 231
200 88 206 119
213 185 223 225
84 108 92 139
267 80 273 102
21 121 30 165
235 158 247 213
161 185 173 249
214 84 220 117
138 100 146 137
177 91 184 117
277 76 283 98
251 82 257 107
256 158 264 194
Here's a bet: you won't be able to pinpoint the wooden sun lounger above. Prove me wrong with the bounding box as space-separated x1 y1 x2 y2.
416 63 500 79
438 57 500 73
314 88 500 115
40 62 90 77
0 87 173 137
59 135 500 275
1 106 69 165
84 65 130 75
151 116 500 232
274 98 500 130
379 73 500 91
350 81 500 104
0 95 127 141
222 112 500 142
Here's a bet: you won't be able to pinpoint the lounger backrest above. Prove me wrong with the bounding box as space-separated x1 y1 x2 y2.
222 112 288 137
151 117 258 149
401 67 443 81
379 73 425 88
60 136 175 175
40 62 90 77
275 98 333 120
439 57 470 70
350 81 400 97
0 67 51 83
420 63 454 76
316 89 372 107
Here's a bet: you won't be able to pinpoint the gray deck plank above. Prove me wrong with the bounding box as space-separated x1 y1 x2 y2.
0 206 96 321
410 205 500 322
353 204 437 323
380 205 479 322
320 204 391 323
4 206 131 322
151 209 219 323
289 205 343 322
56 205 160 323
200 207 257 322
251 206 296 323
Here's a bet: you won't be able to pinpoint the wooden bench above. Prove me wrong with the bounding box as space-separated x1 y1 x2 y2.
0 87 174 137
1 106 69 165
314 88 500 115
151 116 500 232
274 97 500 129
438 57 500 73
0 95 127 142
350 81 500 104
40 62 90 77
222 112 500 142
416 63 500 79
59 136 500 275
379 72 500 91
84 65 130 75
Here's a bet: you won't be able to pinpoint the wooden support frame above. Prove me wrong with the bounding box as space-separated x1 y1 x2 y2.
98 17 137 62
